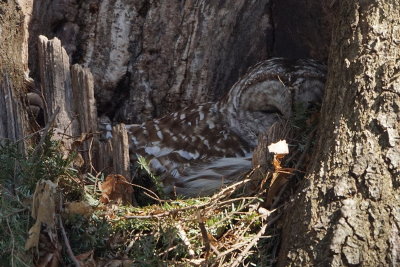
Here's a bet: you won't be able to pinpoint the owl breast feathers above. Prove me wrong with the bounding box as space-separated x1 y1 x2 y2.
127 58 326 197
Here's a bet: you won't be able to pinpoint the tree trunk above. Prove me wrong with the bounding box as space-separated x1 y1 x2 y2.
277 1 400 266
0 0 28 151
27 0 331 124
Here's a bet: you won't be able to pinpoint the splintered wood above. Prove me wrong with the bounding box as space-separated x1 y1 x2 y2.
37 35 128 177
0 73 27 152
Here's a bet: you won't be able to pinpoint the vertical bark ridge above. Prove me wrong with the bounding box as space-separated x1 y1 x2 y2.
278 1 400 266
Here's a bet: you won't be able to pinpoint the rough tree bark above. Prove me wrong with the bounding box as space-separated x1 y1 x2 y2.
27 0 331 124
277 1 400 266
0 0 29 151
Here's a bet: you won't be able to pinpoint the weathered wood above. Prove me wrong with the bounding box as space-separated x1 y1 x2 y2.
38 35 76 146
37 35 131 177
95 120 132 179
71 64 97 134
38 36 108 174
111 124 131 179
97 138 113 174
71 64 99 172
0 0 28 151
0 73 26 148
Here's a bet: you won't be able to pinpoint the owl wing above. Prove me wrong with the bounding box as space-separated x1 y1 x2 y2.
127 103 252 196
127 103 251 196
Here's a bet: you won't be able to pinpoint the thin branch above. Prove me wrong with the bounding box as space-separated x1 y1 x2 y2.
15 127 46 143
58 215 81 267
88 135 96 173
121 180 163 203
6 218 15 267
198 212 210 259
31 106 60 159
230 215 281 267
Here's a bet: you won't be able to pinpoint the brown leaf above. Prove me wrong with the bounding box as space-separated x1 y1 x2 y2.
105 260 124 267
76 250 97 267
65 201 94 218
25 180 57 250
25 222 41 250
72 132 94 147
265 172 289 209
31 180 57 224
73 152 85 168
273 154 286 170
99 174 133 205
36 252 59 267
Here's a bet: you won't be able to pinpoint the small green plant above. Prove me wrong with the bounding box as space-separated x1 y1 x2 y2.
63 212 111 258
133 155 166 203
137 156 164 193
0 132 76 266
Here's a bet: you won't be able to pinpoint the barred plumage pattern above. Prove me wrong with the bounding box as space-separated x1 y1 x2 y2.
127 58 326 197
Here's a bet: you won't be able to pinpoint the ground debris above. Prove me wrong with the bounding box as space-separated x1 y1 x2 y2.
99 174 134 205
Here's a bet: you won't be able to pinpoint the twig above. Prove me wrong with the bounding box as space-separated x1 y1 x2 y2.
210 177 253 202
92 171 103 194
15 127 46 143
124 212 174 219
230 214 281 267
3 208 27 217
31 106 60 159
158 244 178 257
58 215 81 267
215 241 251 259
210 244 221 257
198 212 210 259
88 135 96 173
120 180 163 203
162 226 177 261
125 169 258 218
6 218 15 267
236 215 263 239
277 75 286 86
216 196 259 207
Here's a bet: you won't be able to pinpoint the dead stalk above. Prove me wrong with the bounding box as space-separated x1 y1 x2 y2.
58 215 81 267
198 212 211 259
31 106 60 158
230 214 281 267
176 223 195 258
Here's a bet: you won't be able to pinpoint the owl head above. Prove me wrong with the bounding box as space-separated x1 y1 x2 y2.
219 58 326 147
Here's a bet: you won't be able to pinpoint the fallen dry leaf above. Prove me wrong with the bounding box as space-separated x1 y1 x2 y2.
76 250 96 267
25 180 57 250
99 174 134 205
265 140 292 209
273 154 286 170
265 172 289 209
36 252 59 267
65 201 94 218
25 222 41 251
25 180 61 266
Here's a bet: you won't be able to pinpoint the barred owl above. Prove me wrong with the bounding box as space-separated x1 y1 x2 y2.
127 58 326 197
